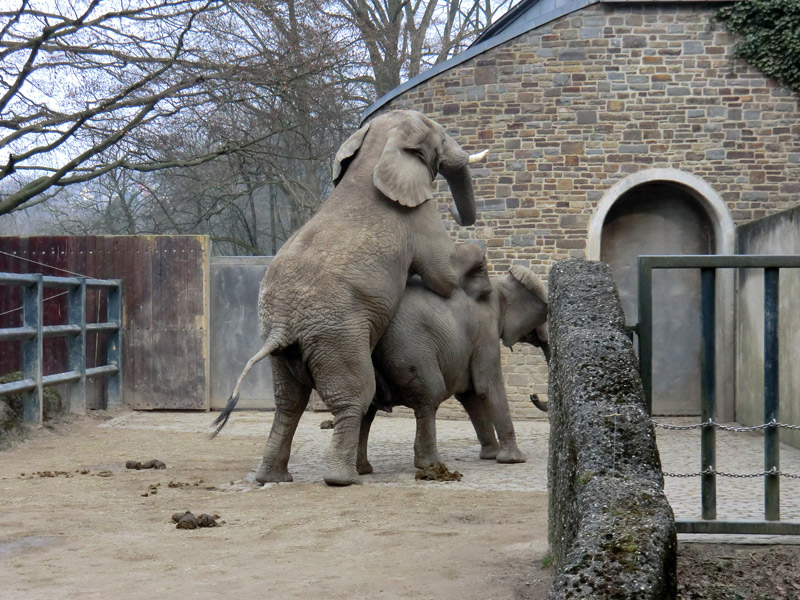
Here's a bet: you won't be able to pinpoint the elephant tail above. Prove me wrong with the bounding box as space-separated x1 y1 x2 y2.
530 393 549 413
210 330 289 439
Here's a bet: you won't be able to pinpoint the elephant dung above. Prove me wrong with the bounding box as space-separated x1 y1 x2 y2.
172 511 221 529
415 463 463 482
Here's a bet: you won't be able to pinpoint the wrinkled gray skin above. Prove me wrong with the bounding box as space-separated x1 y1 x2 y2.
215 110 484 486
359 244 549 473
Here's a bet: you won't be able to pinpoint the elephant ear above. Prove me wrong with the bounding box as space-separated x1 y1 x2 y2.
509 265 548 302
332 122 371 185
373 120 436 207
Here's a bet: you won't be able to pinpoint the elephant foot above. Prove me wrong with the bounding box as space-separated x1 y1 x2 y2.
323 466 362 487
356 460 374 475
255 463 293 484
414 455 443 469
496 446 527 464
479 443 500 460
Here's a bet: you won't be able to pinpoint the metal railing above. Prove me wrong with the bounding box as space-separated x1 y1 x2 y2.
0 272 122 425
637 255 800 536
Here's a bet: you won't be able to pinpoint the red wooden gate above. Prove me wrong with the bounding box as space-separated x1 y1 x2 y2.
0 236 209 410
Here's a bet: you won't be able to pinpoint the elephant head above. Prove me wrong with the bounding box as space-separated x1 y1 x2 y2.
496 265 549 356
332 110 485 226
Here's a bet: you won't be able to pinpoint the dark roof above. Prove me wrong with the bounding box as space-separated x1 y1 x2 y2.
361 0 732 122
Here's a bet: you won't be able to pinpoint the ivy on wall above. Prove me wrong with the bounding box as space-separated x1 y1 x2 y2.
716 0 800 95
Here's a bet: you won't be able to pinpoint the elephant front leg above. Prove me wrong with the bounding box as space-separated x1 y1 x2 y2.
256 358 311 484
471 358 526 464
413 407 443 468
457 392 501 460
357 404 378 475
486 379 526 464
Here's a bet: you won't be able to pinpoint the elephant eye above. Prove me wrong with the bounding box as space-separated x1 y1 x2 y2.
407 147 426 161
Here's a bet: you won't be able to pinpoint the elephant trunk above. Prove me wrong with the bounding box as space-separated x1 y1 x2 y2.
439 136 476 227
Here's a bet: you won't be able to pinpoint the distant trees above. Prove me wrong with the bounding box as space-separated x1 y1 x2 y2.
0 0 354 215
1 0 509 252
329 0 514 97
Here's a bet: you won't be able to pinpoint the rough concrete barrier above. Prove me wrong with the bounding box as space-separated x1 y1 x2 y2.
547 260 676 599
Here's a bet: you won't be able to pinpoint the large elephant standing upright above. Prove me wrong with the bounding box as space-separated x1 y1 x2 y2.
214 110 486 486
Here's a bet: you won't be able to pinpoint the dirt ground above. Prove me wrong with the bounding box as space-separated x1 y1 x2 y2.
0 412 553 600
677 543 800 600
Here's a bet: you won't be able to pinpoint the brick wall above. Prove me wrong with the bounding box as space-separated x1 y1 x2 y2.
378 2 800 419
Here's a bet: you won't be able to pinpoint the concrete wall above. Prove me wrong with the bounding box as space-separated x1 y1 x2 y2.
377 1 800 418
209 256 274 410
547 259 675 599
736 207 800 449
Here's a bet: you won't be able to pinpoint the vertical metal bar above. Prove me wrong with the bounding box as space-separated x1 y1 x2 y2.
700 268 717 520
106 280 122 408
764 267 780 521
67 279 87 414
21 275 43 425
637 258 653 415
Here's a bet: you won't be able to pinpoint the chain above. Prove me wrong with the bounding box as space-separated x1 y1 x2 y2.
652 421 704 431
663 467 800 479
652 418 800 432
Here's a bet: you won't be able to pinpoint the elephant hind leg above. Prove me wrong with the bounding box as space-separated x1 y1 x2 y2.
256 357 312 484
413 405 444 468
357 403 378 475
312 339 376 487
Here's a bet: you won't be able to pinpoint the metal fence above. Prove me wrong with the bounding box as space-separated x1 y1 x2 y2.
637 255 800 536
0 272 122 425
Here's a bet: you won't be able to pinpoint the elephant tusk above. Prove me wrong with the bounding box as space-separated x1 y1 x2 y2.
468 149 489 164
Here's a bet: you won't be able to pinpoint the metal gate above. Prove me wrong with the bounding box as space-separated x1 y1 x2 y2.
637 254 800 536
0 273 121 424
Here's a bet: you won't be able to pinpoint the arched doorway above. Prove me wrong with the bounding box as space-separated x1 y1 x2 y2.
587 169 735 417
602 183 712 414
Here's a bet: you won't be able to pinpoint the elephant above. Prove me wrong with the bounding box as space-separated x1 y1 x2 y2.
212 110 487 486
357 243 549 474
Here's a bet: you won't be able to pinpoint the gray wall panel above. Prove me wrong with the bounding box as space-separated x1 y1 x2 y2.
210 256 274 410
737 207 800 449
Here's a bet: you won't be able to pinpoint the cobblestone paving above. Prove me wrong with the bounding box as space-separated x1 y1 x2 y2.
103 412 800 522
656 418 800 522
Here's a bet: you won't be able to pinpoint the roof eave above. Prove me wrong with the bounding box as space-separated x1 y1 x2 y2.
360 0 735 123
361 0 599 122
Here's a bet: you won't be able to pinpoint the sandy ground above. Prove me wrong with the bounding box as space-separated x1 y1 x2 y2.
0 411 552 600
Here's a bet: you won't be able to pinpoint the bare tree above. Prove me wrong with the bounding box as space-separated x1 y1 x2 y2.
5 0 507 250
37 0 362 254
328 0 516 98
0 0 352 216
44 169 145 235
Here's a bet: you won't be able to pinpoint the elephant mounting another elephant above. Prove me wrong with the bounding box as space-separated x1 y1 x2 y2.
212 110 488 486
360 243 549 475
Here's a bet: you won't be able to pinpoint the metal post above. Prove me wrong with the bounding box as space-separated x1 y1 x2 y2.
637 258 653 415
106 281 122 408
700 268 716 520
764 267 780 521
67 279 87 414
21 275 43 425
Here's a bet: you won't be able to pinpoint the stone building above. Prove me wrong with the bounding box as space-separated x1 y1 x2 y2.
363 0 800 420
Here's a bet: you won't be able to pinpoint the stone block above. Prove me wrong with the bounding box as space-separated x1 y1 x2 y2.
623 35 647 48
558 214 590 229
